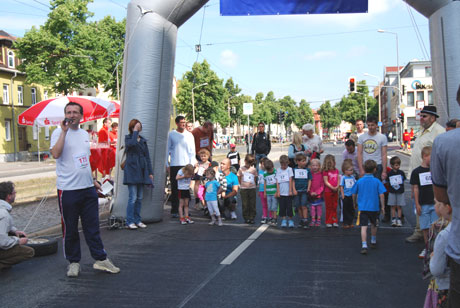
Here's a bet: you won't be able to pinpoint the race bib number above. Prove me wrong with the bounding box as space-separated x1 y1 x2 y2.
344 179 355 189
295 169 308 179
73 153 89 169
197 167 205 176
278 172 290 183
231 158 238 165
419 172 432 186
265 175 276 185
389 175 403 186
258 174 264 184
243 172 255 184
200 138 210 148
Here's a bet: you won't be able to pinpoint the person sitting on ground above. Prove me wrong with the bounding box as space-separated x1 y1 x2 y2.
0 181 34 271
351 160 386 255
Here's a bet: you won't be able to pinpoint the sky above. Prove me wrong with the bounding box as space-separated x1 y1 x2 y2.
2 0 431 109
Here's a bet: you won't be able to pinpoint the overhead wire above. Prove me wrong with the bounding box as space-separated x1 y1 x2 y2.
31 0 50 9
405 3 430 60
11 0 49 12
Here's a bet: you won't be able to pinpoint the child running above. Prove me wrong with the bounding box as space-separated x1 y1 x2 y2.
258 157 270 224
194 149 211 210
351 160 386 254
238 154 258 224
292 153 312 229
340 159 356 228
205 168 223 226
322 154 340 228
276 155 294 228
176 164 195 225
309 159 324 227
263 159 278 225
387 156 406 227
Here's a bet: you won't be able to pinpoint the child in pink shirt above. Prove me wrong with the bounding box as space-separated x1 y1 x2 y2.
322 154 340 227
309 159 324 227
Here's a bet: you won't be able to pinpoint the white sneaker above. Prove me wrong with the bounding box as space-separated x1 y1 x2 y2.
136 222 147 228
67 262 80 277
333 223 339 228
396 219 402 227
127 223 138 230
230 211 237 220
418 248 427 259
217 220 223 226
93 258 120 274
209 219 216 226
326 224 332 228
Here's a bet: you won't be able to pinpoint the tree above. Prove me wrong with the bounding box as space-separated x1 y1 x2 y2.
278 95 297 128
224 78 242 126
14 0 125 95
293 99 314 129
336 80 377 124
176 60 227 126
318 101 341 134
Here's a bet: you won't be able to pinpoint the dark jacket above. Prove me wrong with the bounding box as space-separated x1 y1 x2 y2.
123 131 153 185
251 132 271 155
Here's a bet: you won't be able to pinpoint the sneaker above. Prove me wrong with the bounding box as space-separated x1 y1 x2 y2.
309 221 316 227
67 262 80 278
326 224 332 228
93 258 120 274
171 213 179 218
245 219 250 224
360 247 368 255
230 211 237 220
261 218 267 224
127 223 138 230
418 248 427 259
370 242 377 249
249 220 255 224
303 223 310 229
288 220 294 228
186 218 194 224
298 220 304 228
315 221 321 227
136 222 147 228
396 219 402 227
333 223 339 228
391 218 397 227
270 218 277 226
180 219 187 225
406 232 424 243
209 220 216 226
281 219 287 228
217 220 223 227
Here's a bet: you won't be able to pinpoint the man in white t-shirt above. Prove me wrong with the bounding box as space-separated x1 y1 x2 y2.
301 123 323 159
166 115 195 217
50 102 119 278
357 116 388 180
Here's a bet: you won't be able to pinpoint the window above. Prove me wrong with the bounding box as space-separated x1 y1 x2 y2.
407 92 414 107
428 91 433 106
3 84 9 104
425 66 432 77
417 91 425 102
7 51 14 68
44 90 48 100
31 88 36 105
17 86 23 105
5 120 11 141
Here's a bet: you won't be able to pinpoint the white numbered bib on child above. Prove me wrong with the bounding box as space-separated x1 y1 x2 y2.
243 172 255 184
200 138 209 148
419 172 432 186
265 175 276 185
294 169 308 179
231 158 238 165
389 175 403 186
197 166 205 176
278 173 290 183
344 178 355 189
73 153 90 169
258 174 264 184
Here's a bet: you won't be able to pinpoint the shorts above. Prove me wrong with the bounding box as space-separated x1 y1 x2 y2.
294 191 308 208
420 204 438 230
266 195 278 212
388 193 406 206
178 189 190 200
357 211 379 227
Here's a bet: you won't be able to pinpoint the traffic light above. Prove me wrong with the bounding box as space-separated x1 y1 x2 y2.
349 77 356 93
399 113 405 123
402 85 406 95
279 111 285 122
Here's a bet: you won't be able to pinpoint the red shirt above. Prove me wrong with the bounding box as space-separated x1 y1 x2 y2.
322 169 339 193
98 126 109 144
403 132 411 142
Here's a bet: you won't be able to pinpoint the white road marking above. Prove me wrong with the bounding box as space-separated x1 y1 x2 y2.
220 224 269 265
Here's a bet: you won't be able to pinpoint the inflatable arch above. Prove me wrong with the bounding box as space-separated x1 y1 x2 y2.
112 0 460 222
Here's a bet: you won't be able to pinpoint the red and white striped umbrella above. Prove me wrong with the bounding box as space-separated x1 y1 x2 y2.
18 96 117 127
101 100 120 118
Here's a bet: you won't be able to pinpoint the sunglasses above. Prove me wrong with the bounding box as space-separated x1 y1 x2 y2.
420 114 429 118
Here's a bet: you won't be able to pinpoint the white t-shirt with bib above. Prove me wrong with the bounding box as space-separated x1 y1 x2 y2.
275 167 293 196
50 128 93 190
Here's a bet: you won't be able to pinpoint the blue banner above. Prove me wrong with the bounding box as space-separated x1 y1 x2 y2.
220 0 368 16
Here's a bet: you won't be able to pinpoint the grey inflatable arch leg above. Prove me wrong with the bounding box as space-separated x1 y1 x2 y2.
111 0 208 223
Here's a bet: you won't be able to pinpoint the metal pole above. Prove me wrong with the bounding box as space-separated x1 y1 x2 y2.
116 65 120 100
192 88 195 124
365 95 367 120
378 83 381 133
396 33 401 145
10 72 17 162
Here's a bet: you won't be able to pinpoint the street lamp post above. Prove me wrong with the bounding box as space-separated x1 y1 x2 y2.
191 82 207 124
227 95 235 128
378 29 401 144
364 73 382 133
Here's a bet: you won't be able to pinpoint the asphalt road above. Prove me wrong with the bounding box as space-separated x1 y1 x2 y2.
0 143 426 308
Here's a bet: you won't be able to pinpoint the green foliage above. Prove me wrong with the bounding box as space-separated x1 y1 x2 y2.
176 60 227 126
14 0 125 96
336 80 377 124
294 99 314 129
318 100 341 131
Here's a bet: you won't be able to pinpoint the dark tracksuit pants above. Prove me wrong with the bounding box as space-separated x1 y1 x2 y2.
58 187 106 263
169 166 183 214
342 195 355 225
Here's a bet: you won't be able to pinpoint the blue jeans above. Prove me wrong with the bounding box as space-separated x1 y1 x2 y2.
127 184 144 225
255 153 267 171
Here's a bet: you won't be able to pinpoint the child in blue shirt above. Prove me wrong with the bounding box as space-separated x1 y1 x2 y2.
351 159 386 255
340 159 356 228
292 153 312 229
205 168 223 226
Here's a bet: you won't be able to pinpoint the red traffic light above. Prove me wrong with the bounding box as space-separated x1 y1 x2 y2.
400 112 404 117
393 120 396 124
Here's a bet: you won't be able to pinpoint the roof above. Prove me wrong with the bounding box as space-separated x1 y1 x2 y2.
0 30 16 42
384 66 404 73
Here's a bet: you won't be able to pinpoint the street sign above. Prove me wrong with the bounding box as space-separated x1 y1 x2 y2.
243 103 253 115
400 103 406 110
378 121 382 127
